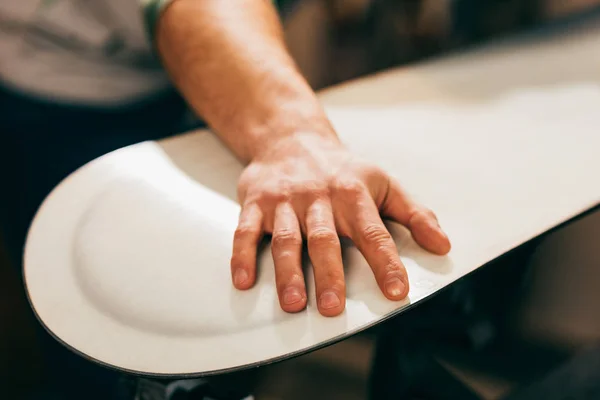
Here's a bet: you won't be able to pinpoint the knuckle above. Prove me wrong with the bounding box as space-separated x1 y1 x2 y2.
362 224 393 246
324 278 346 294
272 229 302 248
422 207 438 219
276 274 303 293
378 264 406 285
333 179 365 199
272 249 296 263
308 228 339 247
383 260 404 275
316 274 345 289
363 164 386 180
300 184 329 200
410 207 437 223
259 189 291 205
289 182 329 204
230 253 246 270
234 224 260 241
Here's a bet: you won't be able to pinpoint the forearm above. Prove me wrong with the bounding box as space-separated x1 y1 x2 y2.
155 0 338 163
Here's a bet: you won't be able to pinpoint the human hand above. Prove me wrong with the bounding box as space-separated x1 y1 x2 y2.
230 133 451 317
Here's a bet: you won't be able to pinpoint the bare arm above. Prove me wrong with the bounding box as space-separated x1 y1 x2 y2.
155 0 337 163
152 0 451 317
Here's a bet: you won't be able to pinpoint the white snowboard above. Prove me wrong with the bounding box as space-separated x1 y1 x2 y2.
24 17 600 376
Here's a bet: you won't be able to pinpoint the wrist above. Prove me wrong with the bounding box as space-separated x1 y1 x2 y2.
245 100 341 162
250 127 345 164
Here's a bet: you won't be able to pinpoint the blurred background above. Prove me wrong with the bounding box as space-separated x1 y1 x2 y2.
1 0 600 399
283 0 600 88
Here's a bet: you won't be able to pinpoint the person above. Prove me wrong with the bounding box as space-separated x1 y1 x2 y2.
0 0 451 398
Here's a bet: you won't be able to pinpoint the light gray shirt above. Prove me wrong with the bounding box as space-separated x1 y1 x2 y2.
0 0 171 105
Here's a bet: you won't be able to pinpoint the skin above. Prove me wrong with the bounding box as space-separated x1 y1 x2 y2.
156 0 451 317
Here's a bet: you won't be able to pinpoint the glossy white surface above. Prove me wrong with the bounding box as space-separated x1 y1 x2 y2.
25 18 600 375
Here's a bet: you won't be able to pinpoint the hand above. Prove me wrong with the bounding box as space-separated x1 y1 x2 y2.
230 133 451 317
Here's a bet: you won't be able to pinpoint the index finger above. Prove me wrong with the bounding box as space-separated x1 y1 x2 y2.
345 193 409 300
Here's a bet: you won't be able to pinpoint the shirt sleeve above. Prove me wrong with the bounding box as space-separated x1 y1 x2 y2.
140 0 173 46
140 0 285 47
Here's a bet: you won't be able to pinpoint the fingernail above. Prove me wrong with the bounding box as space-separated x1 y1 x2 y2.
431 220 447 237
283 287 303 305
233 269 249 286
385 277 406 298
438 225 448 238
319 291 341 310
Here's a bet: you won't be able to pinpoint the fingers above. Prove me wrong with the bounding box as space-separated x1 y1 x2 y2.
271 203 307 313
305 200 345 317
347 191 409 301
233 167 450 316
231 203 263 290
380 177 451 255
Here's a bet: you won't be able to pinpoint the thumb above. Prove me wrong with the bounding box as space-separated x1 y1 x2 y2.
379 177 451 255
